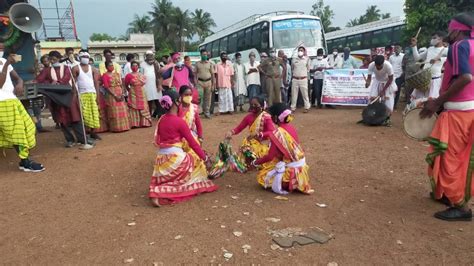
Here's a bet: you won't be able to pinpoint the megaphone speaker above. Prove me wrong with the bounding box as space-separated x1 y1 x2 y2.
9 2 43 33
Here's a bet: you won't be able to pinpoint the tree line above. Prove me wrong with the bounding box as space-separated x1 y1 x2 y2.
89 0 470 52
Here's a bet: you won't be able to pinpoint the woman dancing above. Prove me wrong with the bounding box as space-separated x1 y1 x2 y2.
253 103 312 195
225 96 275 164
149 90 217 207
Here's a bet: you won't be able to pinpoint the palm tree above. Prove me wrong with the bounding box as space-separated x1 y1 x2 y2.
346 18 361 27
128 14 152 34
191 8 216 42
382 13 391 19
149 0 174 38
170 7 193 51
363 5 382 23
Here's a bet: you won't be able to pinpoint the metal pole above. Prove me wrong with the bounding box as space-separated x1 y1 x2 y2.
55 0 63 38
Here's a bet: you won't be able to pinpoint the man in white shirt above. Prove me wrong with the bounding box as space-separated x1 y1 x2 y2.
290 46 311 112
328 48 342 68
410 31 448 100
244 51 261 100
389 43 405 109
233 52 247 112
310 48 332 108
0 54 44 172
365 55 398 126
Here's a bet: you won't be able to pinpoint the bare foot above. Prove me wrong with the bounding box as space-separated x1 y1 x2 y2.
151 198 161 207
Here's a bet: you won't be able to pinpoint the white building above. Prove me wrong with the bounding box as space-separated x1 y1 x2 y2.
87 34 155 64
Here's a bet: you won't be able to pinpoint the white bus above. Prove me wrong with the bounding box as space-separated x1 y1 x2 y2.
199 11 326 61
325 16 405 59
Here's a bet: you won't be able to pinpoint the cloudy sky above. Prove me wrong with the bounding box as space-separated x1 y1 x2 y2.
36 0 405 43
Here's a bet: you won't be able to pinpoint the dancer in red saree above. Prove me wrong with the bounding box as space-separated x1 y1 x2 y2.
149 90 217 206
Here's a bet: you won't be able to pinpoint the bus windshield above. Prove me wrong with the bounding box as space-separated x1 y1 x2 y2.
272 18 323 49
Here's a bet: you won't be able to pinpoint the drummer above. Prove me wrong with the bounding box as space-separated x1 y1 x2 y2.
365 55 398 126
410 31 448 102
420 12 474 221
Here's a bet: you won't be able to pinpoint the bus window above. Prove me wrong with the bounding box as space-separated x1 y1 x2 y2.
326 40 334 53
228 32 238 54
261 22 269 50
347 34 362 51
220 37 228 53
372 28 392 47
272 18 323 50
252 23 261 51
211 40 220 58
361 32 372 50
245 27 252 50
205 43 211 54
237 30 245 51
392 26 402 44
333 37 346 50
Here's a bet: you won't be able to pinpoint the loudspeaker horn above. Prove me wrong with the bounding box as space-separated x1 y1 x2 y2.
9 2 43 33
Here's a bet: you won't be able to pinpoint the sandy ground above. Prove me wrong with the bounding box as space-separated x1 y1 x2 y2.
1 107 473 265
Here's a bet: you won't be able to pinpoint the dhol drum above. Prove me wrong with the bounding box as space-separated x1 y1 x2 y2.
362 97 389 126
405 68 432 93
403 107 437 141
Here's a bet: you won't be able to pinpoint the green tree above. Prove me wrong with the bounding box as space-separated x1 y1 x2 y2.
346 5 391 27
169 7 193 51
310 0 337 33
404 0 470 46
191 8 216 42
149 0 175 48
89 33 116 41
128 14 152 34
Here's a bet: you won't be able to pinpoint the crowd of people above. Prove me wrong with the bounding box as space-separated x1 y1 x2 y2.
0 11 472 221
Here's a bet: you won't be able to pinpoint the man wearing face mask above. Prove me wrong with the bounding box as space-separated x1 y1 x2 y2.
244 51 261 101
215 51 234 114
411 31 448 100
161 52 195 94
310 48 332 108
141 50 162 118
72 52 102 142
389 43 405 109
290 46 311 112
36 51 90 148
280 52 291 105
328 48 342 68
195 49 215 118
259 48 286 106
340 47 360 69
233 53 247 112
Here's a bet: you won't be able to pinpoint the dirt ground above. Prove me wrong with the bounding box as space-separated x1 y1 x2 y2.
1 107 473 265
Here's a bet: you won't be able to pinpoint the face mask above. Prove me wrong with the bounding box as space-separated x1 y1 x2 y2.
176 61 184 68
182 95 192 104
107 66 114 72
298 51 304 57
236 58 241 64
201 55 208 61
317 56 323 60
333 52 338 56
79 58 88 65
52 62 61 68
131 66 139 72
430 38 441 46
